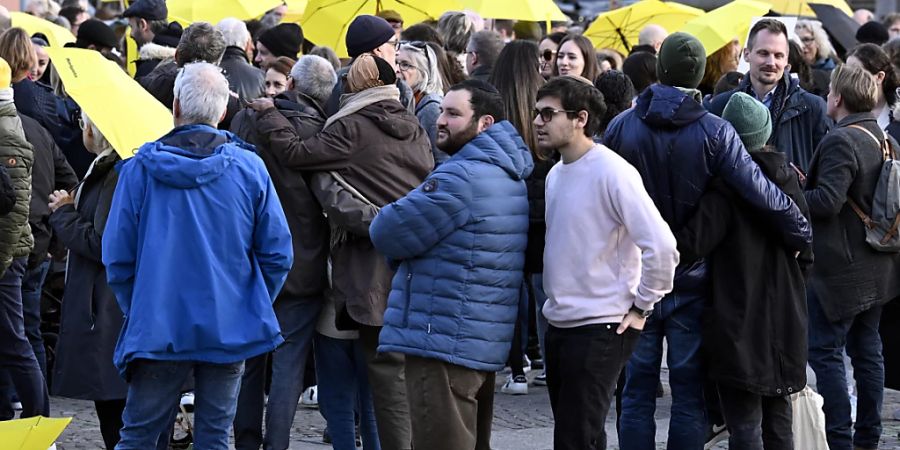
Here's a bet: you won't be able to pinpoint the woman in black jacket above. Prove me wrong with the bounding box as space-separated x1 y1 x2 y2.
48 112 125 450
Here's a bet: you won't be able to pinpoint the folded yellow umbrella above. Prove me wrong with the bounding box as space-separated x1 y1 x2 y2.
44 47 173 159
768 0 851 17
460 0 568 22
167 0 283 26
302 0 453 58
10 12 76 48
585 0 704 55
0 416 72 450
678 0 772 54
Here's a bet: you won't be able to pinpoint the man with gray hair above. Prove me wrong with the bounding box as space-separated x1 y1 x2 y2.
229 54 337 449
465 30 504 82
104 61 292 449
633 24 667 54
217 17 265 101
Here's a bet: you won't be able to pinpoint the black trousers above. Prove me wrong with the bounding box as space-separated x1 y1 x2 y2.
717 383 793 450
95 399 126 450
546 323 640 450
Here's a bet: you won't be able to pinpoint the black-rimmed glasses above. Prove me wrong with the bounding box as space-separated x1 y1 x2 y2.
533 107 576 122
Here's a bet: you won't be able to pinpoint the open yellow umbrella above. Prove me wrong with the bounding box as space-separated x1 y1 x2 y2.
0 416 72 450
678 0 772 54
768 0 851 17
281 0 309 24
10 12 76 47
461 0 568 22
44 47 173 159
585 0 704 55
302 0 453 58
167 0 283 26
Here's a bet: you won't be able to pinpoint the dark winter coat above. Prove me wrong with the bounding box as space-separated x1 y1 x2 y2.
524 157 555 274
804 113 900 321
254 95 433 326
676 151 812 397
230 90 330 299
21 114 77 267
0 101 34 275
602 84 812 294
220 46 265 102
706 73 832 173
49 150 127 401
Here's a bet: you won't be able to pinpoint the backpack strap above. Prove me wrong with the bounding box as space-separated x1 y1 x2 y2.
844 124 887 228
847 124 893 161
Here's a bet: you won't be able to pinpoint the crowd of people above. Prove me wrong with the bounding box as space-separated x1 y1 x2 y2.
0 0 900 450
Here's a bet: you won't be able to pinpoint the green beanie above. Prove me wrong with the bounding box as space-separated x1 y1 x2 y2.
656 32 706 89
722 92 772 152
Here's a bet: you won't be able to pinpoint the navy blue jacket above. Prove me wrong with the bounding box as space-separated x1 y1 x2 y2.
372 122 533 372
603 84 812 293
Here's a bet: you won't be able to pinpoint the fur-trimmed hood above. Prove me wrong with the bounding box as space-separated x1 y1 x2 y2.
138 43 176 62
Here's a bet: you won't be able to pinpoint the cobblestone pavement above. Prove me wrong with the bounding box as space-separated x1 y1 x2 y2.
52 369 900 449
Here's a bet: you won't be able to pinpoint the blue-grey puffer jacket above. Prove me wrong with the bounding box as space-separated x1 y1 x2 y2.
372 121 533 372
603 84 812 294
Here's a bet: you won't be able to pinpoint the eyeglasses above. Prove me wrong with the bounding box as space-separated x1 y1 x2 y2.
397 61 416 72
541 49 557 62
800 36 815 44
533 107 576 123
400 40 432 69
386 39 401 51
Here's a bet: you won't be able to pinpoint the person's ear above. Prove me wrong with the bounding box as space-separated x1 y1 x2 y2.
173 98 182 120
218 109 227 125
479 114 495 131
876 71 887 84
576 110 589 129
139 18 149 32
743 47 751 63
288 78 296 91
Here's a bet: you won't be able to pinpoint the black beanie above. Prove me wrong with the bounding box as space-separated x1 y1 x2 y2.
857 21 889 46
656 32 706 89
76 19 118 50
152 21 183 48
258 23 303 58
346 15 395 58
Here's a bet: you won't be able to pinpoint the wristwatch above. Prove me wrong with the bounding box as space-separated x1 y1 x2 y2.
630 305 652 318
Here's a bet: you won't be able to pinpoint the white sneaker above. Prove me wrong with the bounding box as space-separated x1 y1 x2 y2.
11 401 22 411
180 392 194 412
501 375 528 395
533 371 547 386
300 385 318 408
522 355 532 374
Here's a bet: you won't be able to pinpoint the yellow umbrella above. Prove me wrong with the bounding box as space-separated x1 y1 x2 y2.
10 12 76 48
768 0 851 17
167 0 283 26
281 0 309 24
0 416 72 450
678 0 772 54
44 47 173 159
585 0 704 55
302 0 452 58
460 0 568 22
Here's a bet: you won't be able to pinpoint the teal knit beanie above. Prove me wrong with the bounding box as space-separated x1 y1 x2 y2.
656 32 706 89
722 92 772 152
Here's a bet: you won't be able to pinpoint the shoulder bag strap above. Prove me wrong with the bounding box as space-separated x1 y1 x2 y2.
843 124 882 228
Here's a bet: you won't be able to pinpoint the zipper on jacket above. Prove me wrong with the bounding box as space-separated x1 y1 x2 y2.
401 271 412 328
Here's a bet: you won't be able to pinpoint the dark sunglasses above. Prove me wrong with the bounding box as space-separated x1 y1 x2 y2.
533 107 576 123
541 49 557 62
401 40 432 69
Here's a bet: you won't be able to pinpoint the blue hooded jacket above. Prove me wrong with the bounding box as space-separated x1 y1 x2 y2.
603 84 812 294
372 121 534 372
103 125 293 377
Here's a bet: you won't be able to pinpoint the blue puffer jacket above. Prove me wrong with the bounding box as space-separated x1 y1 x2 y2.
103 125 293 377
603 84 812 293
372 121 533 372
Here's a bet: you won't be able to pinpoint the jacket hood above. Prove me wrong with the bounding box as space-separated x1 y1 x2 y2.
275 90 326 118
134 124 254 189
750 151 792 187
356 100 422 140
138 42 176 62
460 121 534 181
636 84 708 127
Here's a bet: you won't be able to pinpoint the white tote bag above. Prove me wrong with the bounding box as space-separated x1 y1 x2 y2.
791 386 830 449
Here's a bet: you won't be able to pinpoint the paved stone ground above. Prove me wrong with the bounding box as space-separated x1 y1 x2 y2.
50 368 900 449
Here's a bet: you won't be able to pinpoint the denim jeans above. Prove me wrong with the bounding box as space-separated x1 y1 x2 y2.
315 333 380 450
0 257 49 419
807 288 884 450
116 359 244 450
619 292 706 450
531 274 548 362
716 384 793 450
233 296 321 450
21 259 49 378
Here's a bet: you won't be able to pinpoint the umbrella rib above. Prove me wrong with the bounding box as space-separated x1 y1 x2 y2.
394 0 431 17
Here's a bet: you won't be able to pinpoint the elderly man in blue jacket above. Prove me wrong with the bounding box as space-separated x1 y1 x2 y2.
102 62 293 449
371 79 533 450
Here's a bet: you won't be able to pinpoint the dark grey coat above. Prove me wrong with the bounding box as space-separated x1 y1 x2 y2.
49 151 127 401
804 113 900 322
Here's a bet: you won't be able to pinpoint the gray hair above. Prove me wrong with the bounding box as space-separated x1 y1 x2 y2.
176 22 227 67
308 45 341 71
437 11 473 54
81 111 113 153
399 43 443 95
216 17 251 49
468 30 504 68
173 62 230 126
796 20 836 61
638 24 667 46
290 55 337 105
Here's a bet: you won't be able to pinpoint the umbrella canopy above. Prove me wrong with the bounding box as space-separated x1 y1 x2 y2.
585 0 704 55
282 0 309 23
461 0 568 22
678 0 772 54
45 47 173 159
0 416 72 450
768 0 851 17
10 12 76 47
302 0 452 58
167 0 283 26
808 2 859 56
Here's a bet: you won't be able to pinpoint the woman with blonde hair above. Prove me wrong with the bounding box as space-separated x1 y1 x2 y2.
698 38 741 97
396 41 447 164
796 20 838 71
